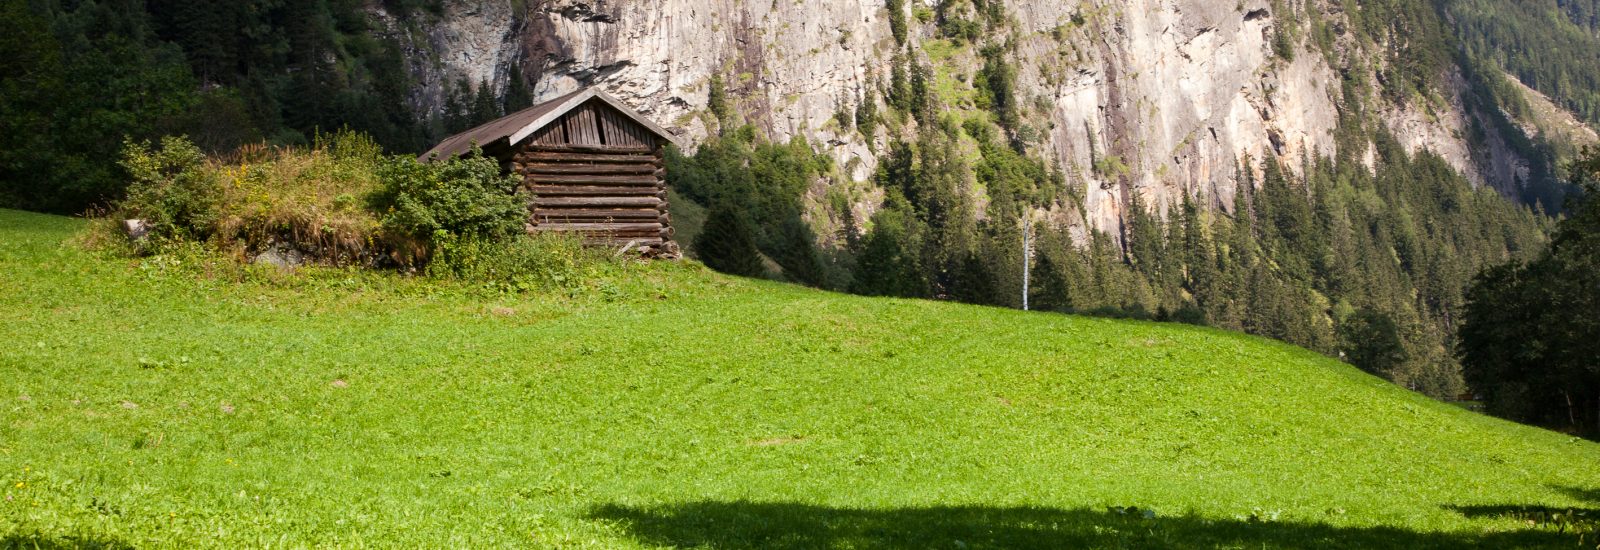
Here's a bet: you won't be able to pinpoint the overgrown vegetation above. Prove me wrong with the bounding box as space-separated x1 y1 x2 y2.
114 132 386 262
667 126 840 287
98 132 594 288
369 147 526 259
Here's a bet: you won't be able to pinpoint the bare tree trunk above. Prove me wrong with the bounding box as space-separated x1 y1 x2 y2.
1564 390 1577 429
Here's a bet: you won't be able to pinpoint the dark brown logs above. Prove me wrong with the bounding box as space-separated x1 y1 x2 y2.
524 173 658 185
536 222 663 232
528 185 666 197
534 209 663 220
522 163 656 175
532 196 664 208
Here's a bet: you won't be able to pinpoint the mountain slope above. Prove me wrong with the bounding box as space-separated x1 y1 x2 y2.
2 209 1596 547
396 0 1582 224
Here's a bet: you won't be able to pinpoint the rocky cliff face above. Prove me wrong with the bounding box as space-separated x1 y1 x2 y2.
385 0 1548 238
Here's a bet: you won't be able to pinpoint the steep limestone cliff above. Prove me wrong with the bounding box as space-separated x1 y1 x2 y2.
384 0 1554 238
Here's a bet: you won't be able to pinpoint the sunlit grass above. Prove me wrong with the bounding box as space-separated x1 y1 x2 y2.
1 209 1597 548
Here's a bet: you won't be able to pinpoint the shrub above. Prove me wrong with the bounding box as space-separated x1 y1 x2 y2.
118 136 222 241
427 232 591 292
371 149 526 260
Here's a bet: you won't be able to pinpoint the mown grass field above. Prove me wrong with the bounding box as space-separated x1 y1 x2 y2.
2 208 1598 548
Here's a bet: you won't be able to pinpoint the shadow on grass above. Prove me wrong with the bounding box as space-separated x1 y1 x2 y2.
588 500 1583 549
0 532 132 550
1445 485 1600 538
1559 485 1600 504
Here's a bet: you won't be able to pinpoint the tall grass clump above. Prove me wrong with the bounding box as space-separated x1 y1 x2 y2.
428 232 598 292
213 132 386 263
114 130 385 263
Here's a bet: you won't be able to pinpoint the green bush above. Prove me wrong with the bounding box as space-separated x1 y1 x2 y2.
427 232 591 292
371 150 526 253
118 136 223 242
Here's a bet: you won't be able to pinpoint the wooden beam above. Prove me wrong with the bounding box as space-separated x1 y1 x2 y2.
532 196 664 208
533 209 663 220
534 222 663 232
526 174 659 185
528 185 666 197
523 163 656 175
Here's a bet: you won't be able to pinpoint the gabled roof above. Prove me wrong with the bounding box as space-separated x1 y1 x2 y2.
421 88 682 161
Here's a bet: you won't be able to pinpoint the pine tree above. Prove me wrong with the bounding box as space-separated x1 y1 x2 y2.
695 204 765 277
470 79 501 126
504 64 534 113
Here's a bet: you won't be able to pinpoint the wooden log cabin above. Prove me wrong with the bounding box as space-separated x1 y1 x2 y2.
422 88 682 254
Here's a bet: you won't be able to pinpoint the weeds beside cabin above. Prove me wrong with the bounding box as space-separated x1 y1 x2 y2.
423 88 681 252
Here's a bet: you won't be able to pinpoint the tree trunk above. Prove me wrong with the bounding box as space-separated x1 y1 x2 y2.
1564 390 1577 429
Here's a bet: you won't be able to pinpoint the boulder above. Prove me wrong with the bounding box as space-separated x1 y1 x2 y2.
121 219 151 241
253 243 306 270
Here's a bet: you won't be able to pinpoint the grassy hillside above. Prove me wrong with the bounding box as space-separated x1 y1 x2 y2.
1 208 1597 548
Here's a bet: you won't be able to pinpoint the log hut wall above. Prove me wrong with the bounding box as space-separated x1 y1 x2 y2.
507 100 672 246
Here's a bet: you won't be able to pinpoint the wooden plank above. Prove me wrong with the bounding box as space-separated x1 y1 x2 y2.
564 105 599 146
526 174 659 185
536 228 665 238
532 196 664 208
528 185 665 197
523 163 656 175
580 236 665 246
534 222 663 232
532 120 564 146
533 209 663 220
598 106 652 149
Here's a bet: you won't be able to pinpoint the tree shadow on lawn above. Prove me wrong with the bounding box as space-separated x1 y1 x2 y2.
1445 485 1600 539
588 500 1581 549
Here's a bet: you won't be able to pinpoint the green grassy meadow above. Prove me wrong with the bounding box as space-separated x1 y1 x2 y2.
1 208 1598 548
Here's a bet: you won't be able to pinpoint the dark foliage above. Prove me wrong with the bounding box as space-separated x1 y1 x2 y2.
695 205 765 277
1459 149 1600 436
0 0 472 214
1339 309 1410 378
